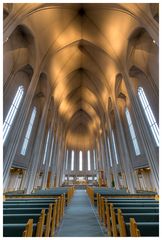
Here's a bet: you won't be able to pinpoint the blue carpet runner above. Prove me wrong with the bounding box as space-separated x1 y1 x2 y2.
56 190 105 237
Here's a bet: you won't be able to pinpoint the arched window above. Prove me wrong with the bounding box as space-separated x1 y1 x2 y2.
125 108 140 156
20 107 36 156
43 130 50 164
3 86 24 143
138 87 159 146
71 150 74 171
112 130 119 164
79 151 83 171
87 150 91 171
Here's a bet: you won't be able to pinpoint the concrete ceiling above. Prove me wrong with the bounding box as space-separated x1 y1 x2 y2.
4 3 158 150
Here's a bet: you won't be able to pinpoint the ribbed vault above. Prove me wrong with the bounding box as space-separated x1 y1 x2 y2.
4 3 157 150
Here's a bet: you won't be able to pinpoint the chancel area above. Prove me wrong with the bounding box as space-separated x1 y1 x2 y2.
3 3 159 237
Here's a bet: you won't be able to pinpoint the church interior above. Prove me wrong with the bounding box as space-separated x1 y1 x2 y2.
3 2 159 237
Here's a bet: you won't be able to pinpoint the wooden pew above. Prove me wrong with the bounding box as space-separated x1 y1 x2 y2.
3 188 71 237
110 203 159 237
125 218 159 237
3 198 60 237
3 220 37 237
91 187 157 205
5 187 74 207
95 191 159 237
103 197 158 218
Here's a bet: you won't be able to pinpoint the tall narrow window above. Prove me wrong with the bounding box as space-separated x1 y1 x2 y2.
138 87 159 146
48 136 54 167
79 151 83 171
66 150 68 170
107 137 113 167
20 107 36 156
112 131 119 164
125 108 140 156
71 150 74 171
87 150 91 171
3 86 24 143
43 130 50 164
93 150 96 170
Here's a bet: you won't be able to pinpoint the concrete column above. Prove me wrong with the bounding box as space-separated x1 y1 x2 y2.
50 126 59 188
64 149 68 174
55 129 64 187
95 141 101 181
105 111 120 189
53 139 60 187
3 69 41 189
90 150 94 172
123 71 159 192
20 168 29 191
59 142 66 186
41 114 55 189
25 93 51 193
75 150 79 173
94 147 99 172
113 105 136 193
108 128 120 189
61 146 67 184
59 141 66 186
26 129 46 191
67 150 72 183
142 170 153 191
83 150 87 176
97 139 103 170
99 137 108 184
33 172 40 190
9 173 18 191
48 135 54 170
19 170 26 190
102 130 112 187
92 149 97 171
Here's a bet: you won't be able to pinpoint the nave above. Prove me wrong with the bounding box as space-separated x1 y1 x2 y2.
56 190 104 237
3 2 159 238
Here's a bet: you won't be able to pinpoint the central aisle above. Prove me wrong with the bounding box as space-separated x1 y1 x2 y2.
56 190 105 237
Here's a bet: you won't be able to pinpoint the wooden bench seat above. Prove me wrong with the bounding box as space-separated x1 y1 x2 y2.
3 222 37 237
110 202 159 208
118 212 159 222
5 198 57 202
3 214 40 224
3 207 49 214
104 199 158 203
3 203 56 208
114 207 159 213
125 221 159 236
5 193 68 206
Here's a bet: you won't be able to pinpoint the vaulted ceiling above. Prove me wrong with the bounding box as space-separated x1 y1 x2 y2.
4 3 158 150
